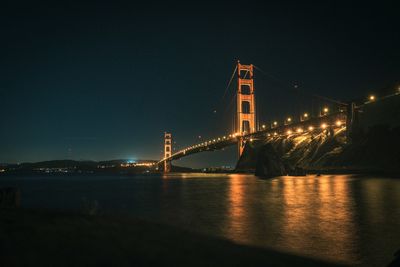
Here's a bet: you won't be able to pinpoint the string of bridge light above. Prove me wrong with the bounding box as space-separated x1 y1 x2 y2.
173 106 344 157
162 89 400 161
172 119 344 158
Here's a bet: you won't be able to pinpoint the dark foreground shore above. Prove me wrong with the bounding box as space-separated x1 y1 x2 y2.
0 209 348 267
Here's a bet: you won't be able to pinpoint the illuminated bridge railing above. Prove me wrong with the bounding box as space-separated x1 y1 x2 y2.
158 111 347 164
158 89 400 164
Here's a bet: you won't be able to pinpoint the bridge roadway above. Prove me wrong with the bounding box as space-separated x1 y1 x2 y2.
158 111 346 164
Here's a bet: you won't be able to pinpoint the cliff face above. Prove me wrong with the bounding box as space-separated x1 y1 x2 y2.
236 124 400 176
237 94 400 177
236 127 347 175
336 124 400 172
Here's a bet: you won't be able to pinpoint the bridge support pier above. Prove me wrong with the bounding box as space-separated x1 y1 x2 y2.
164 132 172 172
238 137 246 157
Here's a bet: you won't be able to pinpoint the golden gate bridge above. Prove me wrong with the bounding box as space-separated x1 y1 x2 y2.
158 61 394 172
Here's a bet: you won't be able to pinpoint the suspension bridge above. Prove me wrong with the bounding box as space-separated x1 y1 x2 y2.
157 61 389 172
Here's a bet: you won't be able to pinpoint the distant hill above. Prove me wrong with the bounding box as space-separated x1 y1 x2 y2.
1 159 159 175
7 160 97 169
5 159 157 168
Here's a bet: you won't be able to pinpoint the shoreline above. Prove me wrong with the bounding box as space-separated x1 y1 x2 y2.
1 168 400 178
0 208 348 267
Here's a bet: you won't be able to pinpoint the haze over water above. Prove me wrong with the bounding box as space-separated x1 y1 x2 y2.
1 174 399 266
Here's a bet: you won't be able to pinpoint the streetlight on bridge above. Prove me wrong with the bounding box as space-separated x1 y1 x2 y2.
321 107 329 117
300 113 309 121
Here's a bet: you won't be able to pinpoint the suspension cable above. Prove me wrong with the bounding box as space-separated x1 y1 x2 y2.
253 65 348 106
221 65 237 100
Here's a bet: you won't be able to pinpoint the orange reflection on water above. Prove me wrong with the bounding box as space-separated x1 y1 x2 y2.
225 174 250 243
317 176 358 263
280 175 358 265
280 176 314 251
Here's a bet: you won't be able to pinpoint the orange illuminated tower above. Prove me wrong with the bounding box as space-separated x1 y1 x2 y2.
164 132 172 172
236 61 256 156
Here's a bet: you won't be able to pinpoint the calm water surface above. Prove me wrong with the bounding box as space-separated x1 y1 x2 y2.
1 173 399 266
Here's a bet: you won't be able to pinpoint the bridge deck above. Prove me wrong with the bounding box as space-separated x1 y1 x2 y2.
158 112 346 164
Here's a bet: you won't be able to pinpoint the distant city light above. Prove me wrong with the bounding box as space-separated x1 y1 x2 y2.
297 128 303 133
308 126 314 131
336 120 342 126
262 124 266 129
287 117 292 122
273 121 278 126
321 123 327 129
369 95 375 101
303 113 308 118
121 161 155 168
287 130 292 135
273 132 278 136
323 107 329 113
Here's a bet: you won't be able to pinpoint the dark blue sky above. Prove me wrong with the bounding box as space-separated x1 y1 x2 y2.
0 1 399 167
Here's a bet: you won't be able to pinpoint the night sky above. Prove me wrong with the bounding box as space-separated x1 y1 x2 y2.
1 1 399 167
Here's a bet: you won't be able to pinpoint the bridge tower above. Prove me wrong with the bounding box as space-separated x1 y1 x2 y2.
236 61 256 157
164 132 172 172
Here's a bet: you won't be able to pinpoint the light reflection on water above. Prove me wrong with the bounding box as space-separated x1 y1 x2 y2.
1 173 399 266
157 174 399 266
219 175 359 264
279 176 358 264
